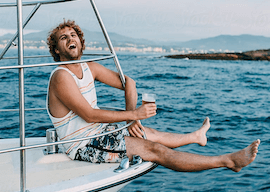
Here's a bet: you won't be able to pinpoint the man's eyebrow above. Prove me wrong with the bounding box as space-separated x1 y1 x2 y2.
58 34 66 39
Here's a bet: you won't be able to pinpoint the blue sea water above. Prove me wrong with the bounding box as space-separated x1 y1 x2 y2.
0 49 269 191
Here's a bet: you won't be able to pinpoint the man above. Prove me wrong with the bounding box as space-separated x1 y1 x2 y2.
46 20 260 172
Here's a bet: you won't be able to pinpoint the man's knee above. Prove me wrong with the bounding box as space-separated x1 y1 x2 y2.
143 141 166 162
125 136 164 162
147 141 163 153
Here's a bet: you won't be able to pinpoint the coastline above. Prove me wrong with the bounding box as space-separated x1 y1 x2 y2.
165 49 270 61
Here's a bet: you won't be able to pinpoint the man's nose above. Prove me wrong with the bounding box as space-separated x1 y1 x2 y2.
68 36 75 42
67 35 73 41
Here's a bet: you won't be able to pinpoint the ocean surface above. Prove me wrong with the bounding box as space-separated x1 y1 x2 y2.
0 49 269 191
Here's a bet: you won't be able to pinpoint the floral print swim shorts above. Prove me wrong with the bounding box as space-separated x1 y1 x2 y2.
74 123 130 163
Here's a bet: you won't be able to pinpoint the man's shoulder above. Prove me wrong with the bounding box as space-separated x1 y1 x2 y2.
51 68 73 83
86 61 103 77
86 61 100 68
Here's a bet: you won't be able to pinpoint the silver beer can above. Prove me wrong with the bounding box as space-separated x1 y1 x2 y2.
46 128 58 154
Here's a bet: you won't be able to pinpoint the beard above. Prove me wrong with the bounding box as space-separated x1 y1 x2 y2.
60 48 83 61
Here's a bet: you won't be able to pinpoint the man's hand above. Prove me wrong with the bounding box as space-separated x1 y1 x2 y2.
128 103 156 138
134 103 156 120
128 120 146 138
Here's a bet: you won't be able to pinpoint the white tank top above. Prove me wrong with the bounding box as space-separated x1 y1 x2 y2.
46 63 108 159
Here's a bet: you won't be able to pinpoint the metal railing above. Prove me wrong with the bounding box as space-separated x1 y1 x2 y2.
0 0 77 7
0 107 134 155
0 0 127 191
0 55 115 70
1 53 112 60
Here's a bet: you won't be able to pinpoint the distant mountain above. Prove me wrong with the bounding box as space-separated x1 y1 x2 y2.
82 30 155 45
0 29 155 45
171 34 270 52
0 33 13 40
1 31 270 52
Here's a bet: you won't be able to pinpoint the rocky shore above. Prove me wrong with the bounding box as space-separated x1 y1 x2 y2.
165 49 270 61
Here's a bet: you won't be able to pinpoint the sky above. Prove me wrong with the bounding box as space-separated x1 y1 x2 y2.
1 0 270 42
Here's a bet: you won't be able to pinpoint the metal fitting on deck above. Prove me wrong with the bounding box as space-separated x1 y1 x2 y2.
46 128 59 154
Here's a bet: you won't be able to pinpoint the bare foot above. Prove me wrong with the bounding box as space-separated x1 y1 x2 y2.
226 139 260 172
194 117 210 146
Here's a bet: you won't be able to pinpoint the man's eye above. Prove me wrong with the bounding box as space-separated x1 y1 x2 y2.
61 36 66 40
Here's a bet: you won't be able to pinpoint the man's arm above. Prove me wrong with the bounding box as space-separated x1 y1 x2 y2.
49 62 156 124
125 76 147 138
90 62 151 138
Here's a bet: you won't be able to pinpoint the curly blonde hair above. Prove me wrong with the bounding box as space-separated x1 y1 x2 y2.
47 20 85 62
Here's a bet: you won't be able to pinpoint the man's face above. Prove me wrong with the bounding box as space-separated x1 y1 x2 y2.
55 27 83 61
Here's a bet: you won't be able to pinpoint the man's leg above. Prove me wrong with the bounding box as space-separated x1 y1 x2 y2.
125 136 260 172
144 117 210 148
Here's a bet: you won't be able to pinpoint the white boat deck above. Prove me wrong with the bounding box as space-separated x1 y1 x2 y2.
0 138 115 191
0 137 156 192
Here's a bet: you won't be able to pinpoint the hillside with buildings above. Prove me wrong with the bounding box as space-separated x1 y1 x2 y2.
1 30 270 55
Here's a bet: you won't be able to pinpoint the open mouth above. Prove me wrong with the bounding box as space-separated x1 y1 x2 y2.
68 44 76 49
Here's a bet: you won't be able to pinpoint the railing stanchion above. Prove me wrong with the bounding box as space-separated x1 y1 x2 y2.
17 0 26 191
89 0 126 88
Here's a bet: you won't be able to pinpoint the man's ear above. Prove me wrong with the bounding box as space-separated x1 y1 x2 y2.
55 48 60 54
